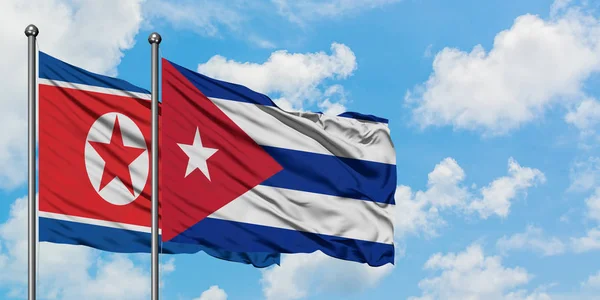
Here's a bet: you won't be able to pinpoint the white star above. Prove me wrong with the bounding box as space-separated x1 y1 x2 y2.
177 127 218 180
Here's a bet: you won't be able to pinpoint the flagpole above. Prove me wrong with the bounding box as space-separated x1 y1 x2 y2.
149 32 162 300
25 24 39 300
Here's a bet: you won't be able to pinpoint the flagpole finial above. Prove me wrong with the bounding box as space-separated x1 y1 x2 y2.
24 24 39 37
148 32 162 44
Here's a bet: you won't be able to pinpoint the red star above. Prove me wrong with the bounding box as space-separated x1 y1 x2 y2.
89 115 146 196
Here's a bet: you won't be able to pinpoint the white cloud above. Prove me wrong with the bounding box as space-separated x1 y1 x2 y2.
551 0 574 17
318 99 347 116
394 158 467 238
0 0 145 189
395 157 545 238
393 184 446 238
565 98 600 147
569 174 600 254
197 43 357 113
64 255 149 300
565 98 600 134
406 4 600 135
194 285 228 300
504 289 553 300
571 228 600 253
0 196 153 299
496 225 566 256
581 270 600 289
160 257 176 274
585 188 600 222
569 157 600 192
248 35 277 49
143 0 243 37
272 0 401 25
422 157 470 208
409 243 546 300
468 158 546 219
317 85 348 115
260 251 394 300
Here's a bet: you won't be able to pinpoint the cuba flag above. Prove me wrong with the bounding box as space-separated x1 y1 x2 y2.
38 51 279 268
161 58 396 266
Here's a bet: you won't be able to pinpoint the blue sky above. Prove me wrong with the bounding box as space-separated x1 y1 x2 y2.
1 0 600 299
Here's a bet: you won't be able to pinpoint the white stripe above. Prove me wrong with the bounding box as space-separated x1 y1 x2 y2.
39 78 151 100
211 98 396 165
208 185 394 244
38 211 161 234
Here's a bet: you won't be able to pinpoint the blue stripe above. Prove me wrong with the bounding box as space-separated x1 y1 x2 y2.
39 217 280 268
337 112 388 124
171 217 394 267
39 51 150 95
167 59 276 107
261 146 396 205
166 58 389 124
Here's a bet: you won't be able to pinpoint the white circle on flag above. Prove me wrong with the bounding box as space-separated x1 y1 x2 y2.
84 112 149 206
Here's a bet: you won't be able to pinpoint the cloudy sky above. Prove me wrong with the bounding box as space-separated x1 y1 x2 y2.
1 0 600 299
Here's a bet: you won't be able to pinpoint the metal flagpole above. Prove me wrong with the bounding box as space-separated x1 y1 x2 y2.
149 32 162 300
25 24 39 300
